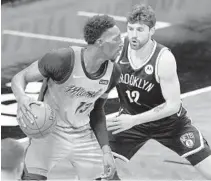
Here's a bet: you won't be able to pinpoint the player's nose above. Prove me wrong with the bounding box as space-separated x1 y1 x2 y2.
119 43 123 48
118 44 123 52
132 30 138 37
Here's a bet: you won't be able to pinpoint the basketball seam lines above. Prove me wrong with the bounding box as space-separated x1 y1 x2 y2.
26 108 55 136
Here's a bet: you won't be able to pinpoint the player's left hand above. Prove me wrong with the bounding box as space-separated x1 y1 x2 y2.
101 149 116 180
107 114 135 134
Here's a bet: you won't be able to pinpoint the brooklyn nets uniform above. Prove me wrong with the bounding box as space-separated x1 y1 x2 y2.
109 37 211 166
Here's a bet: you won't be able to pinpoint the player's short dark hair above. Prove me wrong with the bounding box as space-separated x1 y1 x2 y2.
127 4 156 29
83 15 116 44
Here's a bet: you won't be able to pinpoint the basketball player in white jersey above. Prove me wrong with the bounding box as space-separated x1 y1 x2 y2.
1 138 25 180
11 15 122 180
107 4 211 179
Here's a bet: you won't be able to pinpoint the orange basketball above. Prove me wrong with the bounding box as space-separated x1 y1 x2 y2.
20 103 56 139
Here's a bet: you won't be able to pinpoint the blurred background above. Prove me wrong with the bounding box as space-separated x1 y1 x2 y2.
1 0 211 179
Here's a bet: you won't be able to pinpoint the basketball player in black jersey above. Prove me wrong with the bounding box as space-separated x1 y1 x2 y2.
107 4 211 179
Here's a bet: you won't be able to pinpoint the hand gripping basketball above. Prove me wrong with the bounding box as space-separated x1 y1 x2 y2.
17 96 57 139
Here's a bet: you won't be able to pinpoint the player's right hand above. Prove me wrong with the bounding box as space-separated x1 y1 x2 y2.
101 145 116 180
17 95 42 127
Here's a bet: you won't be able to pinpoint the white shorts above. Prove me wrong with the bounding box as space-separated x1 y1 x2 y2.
24 125 104 179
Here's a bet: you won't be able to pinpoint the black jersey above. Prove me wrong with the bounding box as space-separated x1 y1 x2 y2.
117 37 174 115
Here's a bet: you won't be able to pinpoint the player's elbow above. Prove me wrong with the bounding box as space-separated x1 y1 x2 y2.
11 71 25 89
167 99 181 115
12 70 26 85
11 73 20 89
11 72 18 84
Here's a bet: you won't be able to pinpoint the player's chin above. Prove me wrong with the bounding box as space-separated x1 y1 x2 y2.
110 58 116 62
110 52 120 62
109 55 116 62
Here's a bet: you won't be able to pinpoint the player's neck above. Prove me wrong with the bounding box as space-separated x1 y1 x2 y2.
83 46 107 74
130 39 154 65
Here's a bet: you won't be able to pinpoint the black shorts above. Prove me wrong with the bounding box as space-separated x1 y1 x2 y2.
109 114 211 166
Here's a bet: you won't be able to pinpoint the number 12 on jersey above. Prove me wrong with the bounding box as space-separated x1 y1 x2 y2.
125 90 141 105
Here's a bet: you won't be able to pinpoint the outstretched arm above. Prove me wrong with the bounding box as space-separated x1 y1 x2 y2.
132 50 181 124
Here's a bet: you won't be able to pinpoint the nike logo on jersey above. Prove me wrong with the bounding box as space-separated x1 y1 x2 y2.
99 79 109 85
177 104 183 117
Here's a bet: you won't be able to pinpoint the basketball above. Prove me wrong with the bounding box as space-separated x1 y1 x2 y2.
20 103 57 139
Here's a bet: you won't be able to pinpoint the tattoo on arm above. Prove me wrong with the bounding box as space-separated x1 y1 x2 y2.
153 103 166 113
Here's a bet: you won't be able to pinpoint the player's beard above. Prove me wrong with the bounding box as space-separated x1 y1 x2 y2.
129 35 150 50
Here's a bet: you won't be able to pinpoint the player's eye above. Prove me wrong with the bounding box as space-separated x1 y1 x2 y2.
113 35 121 42
137 28 144 32
128 27 133 31
116 35 121 41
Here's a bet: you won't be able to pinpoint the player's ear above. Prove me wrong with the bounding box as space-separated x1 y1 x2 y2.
150 26 155 36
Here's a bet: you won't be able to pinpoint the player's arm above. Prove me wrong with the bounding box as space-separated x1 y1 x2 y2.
12 48 74 99
11 60 44 102
90 63 121 150
89 63 121 178
108 50 181 134
132 50 181 125
12 48 74 126
11 59 46 125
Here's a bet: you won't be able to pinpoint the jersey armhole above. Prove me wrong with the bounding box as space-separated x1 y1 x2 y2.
155 47 168 83
37 78 48 101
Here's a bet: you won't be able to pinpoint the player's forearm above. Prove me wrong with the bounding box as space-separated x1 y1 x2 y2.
90 108 110 150
132 101 181 125
11 72 28 101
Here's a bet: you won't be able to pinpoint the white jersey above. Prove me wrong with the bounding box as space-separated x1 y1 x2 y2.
38 46 114 129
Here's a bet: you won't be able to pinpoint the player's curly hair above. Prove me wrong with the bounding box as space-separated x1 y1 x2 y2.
83 15 116 44
127 4 156 29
